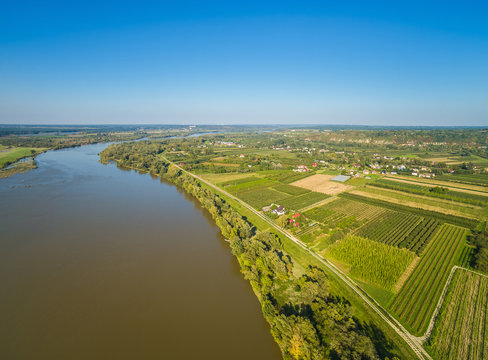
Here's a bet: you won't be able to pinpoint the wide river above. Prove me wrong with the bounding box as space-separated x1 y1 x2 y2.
0 143 281 359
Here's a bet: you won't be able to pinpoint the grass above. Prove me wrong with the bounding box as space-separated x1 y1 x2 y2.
427 269 488 360
0 147 43 168
389 224 469 335
324 235 416 291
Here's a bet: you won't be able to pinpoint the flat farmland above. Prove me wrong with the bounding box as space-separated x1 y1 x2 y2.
389 224 469 335
324 235 416 290
428 269 488 360
350 187 482 219
291 174 353 195
384 175 488 195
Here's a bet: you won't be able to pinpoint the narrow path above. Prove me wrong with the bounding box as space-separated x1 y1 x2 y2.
163 157 432 360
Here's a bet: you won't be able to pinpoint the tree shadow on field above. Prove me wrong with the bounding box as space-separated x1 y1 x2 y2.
361 322 398 360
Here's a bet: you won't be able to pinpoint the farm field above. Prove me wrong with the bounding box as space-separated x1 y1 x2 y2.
236 187 289 209
389 224 469 335
384 175 488 195
291 174 353 195
279 191 330 211
305 198 388 223
324 235 416 290
371 179 488 206
340 192 478 229
428 269 488 360
436 173 488 187
272 183 310 196
200 172 257 183
350 187 482 219
355 213 440 254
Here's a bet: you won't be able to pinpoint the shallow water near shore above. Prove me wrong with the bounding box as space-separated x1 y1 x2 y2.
0 143 281 359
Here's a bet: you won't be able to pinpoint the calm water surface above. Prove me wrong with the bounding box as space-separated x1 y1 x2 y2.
0 143 281 359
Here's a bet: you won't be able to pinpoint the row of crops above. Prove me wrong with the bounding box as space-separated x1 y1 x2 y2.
340 192 478 229
305 198 388 223
389 224 469 335
427 269 488 360
324 235 416 290
226 174 330 211
356 214 441 255
371 179 488 206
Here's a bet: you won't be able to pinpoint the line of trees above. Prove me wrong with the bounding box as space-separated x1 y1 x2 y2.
101 141 401 360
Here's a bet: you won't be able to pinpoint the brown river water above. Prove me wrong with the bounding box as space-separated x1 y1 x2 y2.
0 143 281 359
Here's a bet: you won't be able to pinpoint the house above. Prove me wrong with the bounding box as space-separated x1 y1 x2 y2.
272 206 285 216
412 172 418 176
363 170 370 175
239 154 245 158
312 163 317 167
391 171 397 175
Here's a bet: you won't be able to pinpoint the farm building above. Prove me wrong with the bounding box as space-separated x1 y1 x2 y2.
330 175 351 182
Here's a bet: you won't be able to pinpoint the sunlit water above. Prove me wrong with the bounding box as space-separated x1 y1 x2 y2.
0 143 281 359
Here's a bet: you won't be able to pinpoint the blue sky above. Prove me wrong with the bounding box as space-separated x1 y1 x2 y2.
0 1 487 125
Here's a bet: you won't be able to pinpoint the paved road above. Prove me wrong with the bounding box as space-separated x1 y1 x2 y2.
163 157 432 360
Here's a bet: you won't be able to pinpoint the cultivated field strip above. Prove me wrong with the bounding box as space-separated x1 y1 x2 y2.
305 198 389 224
389 224 469 335
429 269 488 360
356 214 441 254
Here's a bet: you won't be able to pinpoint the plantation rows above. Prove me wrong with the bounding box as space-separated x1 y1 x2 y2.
296 223 320 237
389 224 469 335
339 192 478 229
272 183 310 196
402 218 441 254
279 191 330 211
356 213 421 246
429 270 488 360
325 235 416 290
356 214 441 255
371 179 488 206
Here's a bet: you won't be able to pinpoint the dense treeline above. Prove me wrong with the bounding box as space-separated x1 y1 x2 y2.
101 142 401 360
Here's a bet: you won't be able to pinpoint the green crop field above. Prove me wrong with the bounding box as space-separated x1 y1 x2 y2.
436 173 488 187
371 179 488 206
340 192 479 229
389 224 469 335
428 269 488 360
279 191 330 211
356 213 441 254
272 183 310 196
358 186 484 219
236 187 290 209
223 178 277 193
325 235 416 290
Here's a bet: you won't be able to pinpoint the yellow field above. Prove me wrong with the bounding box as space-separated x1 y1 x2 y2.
292 174 353 195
